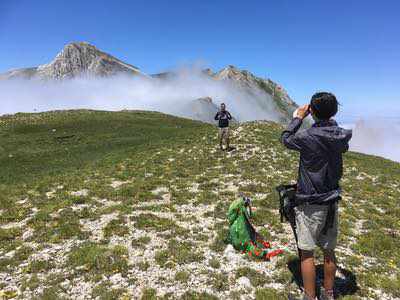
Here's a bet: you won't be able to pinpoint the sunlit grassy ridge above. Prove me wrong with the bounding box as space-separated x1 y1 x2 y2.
0 110 399 299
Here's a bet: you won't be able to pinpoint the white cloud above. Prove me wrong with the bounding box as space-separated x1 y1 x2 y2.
0 66 279 122
342 119 400 162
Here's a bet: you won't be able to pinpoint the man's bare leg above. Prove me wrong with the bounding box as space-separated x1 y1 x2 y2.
323 250 336 293
300 250 316 299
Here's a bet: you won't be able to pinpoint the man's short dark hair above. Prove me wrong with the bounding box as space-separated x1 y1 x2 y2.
221 103 225 106
310 92 338 120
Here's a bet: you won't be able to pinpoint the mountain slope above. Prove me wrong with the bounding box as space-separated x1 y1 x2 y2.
1 42 145 80
0 68 38 80
0 42 297 123
212 65 297 123
151 66 298 123
176 97 238 124
0 110 399 299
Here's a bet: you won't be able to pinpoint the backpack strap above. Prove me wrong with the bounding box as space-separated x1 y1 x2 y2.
321 196 340 234
276 184 297 223
276 184 299 252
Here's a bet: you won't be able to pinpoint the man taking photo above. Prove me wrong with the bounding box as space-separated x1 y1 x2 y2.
214 103 233 151
281 92 352 300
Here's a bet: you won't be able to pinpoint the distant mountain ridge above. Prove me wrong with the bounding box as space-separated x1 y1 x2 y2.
151 66 297 123
211 65 297 123
0 42 298 123
0 42 145 80
178 97 238 124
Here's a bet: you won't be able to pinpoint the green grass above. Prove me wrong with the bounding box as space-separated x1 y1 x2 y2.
180 291 218 300
255 288 284 300
25 259 54 273
141 288 157 300
210 221 229 253
1 109 400 299
235 267 270 287
131 213 176 231
137 260 150 271
0 109 209 187
208 272 229 291
103 216 129 238
67 242 129 275
156 239 204 266
208 257 221 269
92 282 126 300
0 227 22 242
175 271 190 283
132 236 151 248
20 274 40 293
25 207 89 243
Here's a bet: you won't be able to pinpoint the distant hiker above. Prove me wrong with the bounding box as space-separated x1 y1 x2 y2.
214 103 232 150
280 92 352 300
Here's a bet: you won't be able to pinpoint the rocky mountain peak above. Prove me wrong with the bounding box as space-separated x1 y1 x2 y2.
32 42 144 80
202 68 214 76
213 65 257 86
197 96 213 104
54 42 97 60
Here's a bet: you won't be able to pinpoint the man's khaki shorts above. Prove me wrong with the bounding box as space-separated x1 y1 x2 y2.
219 127 229 140
294 203 338 251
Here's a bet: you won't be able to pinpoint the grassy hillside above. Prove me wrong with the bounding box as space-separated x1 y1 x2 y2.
0 110 399 299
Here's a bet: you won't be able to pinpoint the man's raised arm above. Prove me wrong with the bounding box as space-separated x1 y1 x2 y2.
280 117 304 151
280 105 310 151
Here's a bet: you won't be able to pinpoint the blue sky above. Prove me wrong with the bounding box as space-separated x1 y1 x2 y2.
0 0 399 121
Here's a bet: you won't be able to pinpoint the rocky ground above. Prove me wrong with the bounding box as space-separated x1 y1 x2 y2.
0 111 399 299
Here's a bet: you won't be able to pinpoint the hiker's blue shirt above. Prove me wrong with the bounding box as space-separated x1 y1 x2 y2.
280 118 353 204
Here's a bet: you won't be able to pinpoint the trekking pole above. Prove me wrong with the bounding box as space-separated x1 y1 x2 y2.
289 215 301 259
276 184 301 257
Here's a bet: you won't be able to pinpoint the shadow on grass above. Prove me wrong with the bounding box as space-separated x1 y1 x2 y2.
287 257 359 297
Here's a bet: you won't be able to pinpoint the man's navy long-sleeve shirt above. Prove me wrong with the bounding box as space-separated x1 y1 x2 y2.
214 111 232 128
281 118 352 203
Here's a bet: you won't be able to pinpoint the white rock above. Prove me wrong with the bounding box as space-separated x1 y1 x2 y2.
80 212 119 241
223 244 236 256
109 273 124 285
60 279 70 289
70 189 89 197
22 228 34 241
110 180 130 189
17 198 28 204
5 250 15 258
237 276 252 289
151 186 169 195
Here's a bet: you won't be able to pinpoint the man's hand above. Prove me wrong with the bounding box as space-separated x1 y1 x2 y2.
296 104 310 120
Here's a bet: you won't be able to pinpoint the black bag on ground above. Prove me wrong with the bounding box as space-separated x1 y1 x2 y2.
276 184 297 223
276 184 298 244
